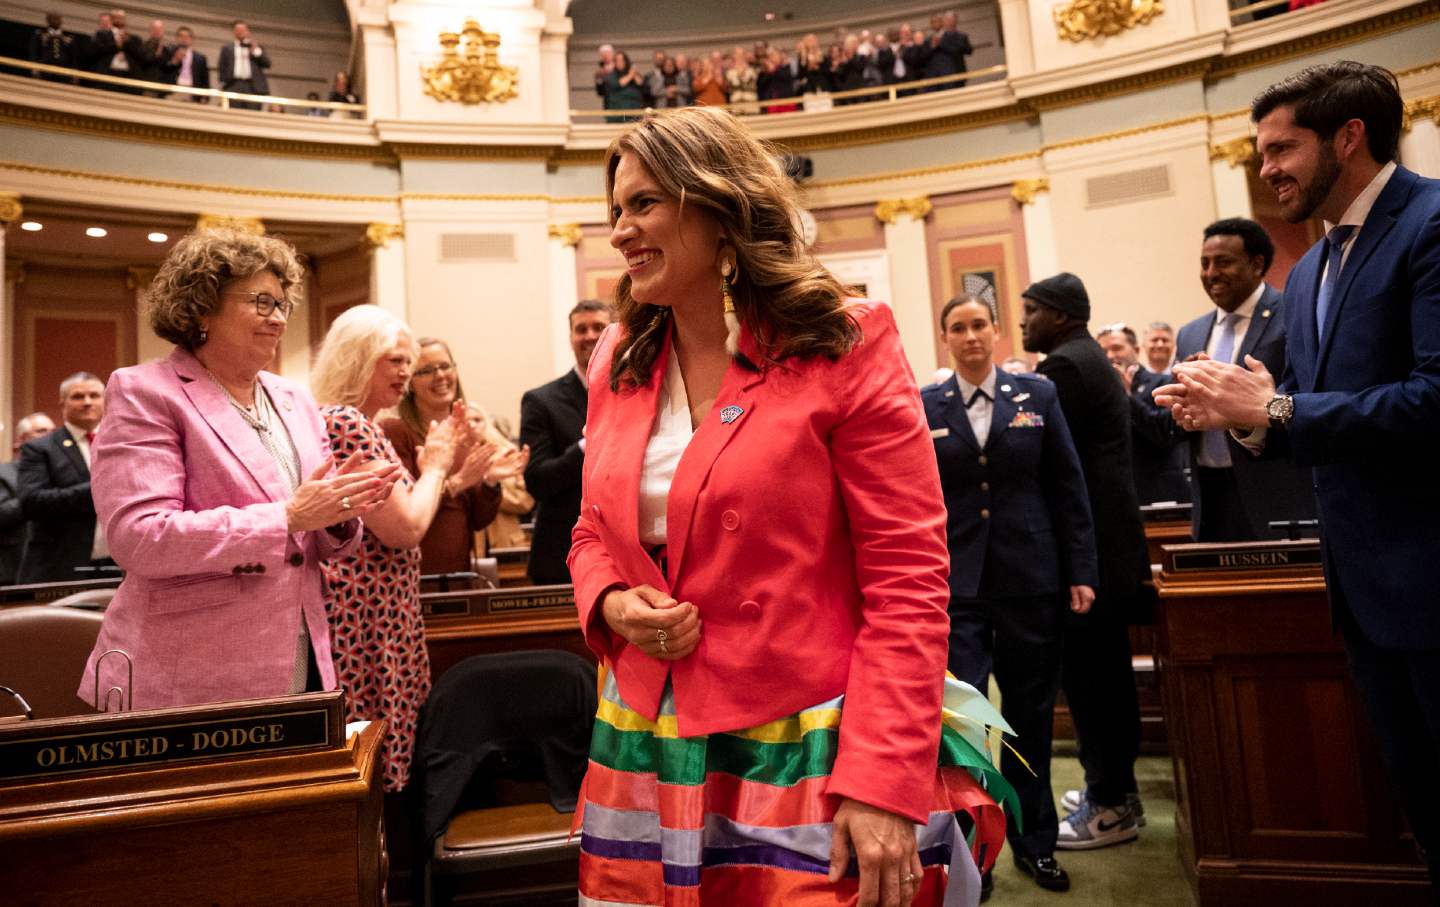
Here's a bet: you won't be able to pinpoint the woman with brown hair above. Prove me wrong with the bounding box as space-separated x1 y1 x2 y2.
381 337 528 575
569 107 1006 907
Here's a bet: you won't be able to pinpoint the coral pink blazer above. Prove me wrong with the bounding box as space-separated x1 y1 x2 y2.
78 347 359 711
569 302 951 823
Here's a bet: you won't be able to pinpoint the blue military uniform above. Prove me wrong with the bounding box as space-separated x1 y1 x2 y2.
923 367 1097 861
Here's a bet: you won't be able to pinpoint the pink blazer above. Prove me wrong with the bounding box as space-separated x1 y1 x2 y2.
78 347 359 711
569 302 951 823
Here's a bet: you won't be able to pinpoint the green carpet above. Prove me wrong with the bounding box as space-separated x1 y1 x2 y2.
985 750 1196 906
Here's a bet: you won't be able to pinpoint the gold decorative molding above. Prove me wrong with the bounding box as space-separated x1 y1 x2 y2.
1209 136 1257 168
548 223 583 247
4 259 24 284
1042 112 1210 153
422 19 518 106
1055 0 1164 43
0 191 20 223
808 150 1042 190
197 214 265 234
126 266 159 291
364 222 405 249
873 196 932 225
1011 179 1050 206
1403 96 1440 132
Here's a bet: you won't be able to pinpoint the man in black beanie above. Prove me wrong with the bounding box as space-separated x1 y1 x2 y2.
1020 272 1151 851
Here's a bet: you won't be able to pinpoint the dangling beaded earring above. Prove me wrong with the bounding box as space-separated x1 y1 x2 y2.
720 256 741 356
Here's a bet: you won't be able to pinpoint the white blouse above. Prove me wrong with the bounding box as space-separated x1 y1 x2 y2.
638 347 695 547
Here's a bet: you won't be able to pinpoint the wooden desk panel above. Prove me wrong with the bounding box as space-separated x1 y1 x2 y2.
421 585 592 684
1156 541 1429 905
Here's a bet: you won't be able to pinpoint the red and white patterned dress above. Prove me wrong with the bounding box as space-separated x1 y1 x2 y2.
320 405 431 792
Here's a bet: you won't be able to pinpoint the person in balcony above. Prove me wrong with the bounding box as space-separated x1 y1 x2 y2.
600 50 645 123
924 11 974 90
27 12 78 83
137 19 169 93
218 19 270 110
88 9 144 94
757 47 797 113
160 26 210 102
691 57 727 107
328 70 362 117
724 45 758 114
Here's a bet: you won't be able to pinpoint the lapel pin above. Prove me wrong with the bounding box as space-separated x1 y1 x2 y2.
62 439 74 447
719 405 744 424
1262 310 1272 318
944 390 955 398
1000 384 1012 393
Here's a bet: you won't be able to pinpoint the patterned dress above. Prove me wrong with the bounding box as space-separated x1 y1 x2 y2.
320 405 431 791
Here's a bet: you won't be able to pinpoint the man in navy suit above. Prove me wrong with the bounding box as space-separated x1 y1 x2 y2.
1168 219 1316 540
925 295 1097 894
159 26 210 102
1158 62 1440 886
217 20 270 110
520 300 611 585
16 373 110 583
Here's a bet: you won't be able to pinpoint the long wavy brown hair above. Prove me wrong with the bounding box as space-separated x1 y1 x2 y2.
604 107 857 390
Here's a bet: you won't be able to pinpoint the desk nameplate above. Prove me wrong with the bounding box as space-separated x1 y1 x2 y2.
1165 541 1322 574
0 692 341 783
422 584 575 620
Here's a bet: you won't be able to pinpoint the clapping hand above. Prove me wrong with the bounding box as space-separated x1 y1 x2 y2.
285 451 401 532
1153 355 1276 432
484 444 530 485
417 401 467 476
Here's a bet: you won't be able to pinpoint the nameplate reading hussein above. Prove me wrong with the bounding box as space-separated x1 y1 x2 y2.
1168 541 1323 573
421 585 576 619
0 692 341 782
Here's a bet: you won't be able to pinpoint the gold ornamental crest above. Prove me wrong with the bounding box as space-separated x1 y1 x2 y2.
1054 0 1164 42
422 19 518 105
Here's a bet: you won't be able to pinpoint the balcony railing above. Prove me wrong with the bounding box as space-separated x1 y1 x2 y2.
0 54 366 117
570 64 1009 122
1228 0 1298 21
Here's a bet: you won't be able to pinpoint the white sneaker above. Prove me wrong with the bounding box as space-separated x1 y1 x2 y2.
1055 798 1139 850
1061 789 1146 827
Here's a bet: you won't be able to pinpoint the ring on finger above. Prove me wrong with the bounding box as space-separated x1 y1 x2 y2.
903 873 919 884
656 628 668 654
340 495 352 510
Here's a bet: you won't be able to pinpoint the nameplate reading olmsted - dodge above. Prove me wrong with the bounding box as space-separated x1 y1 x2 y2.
1169 542 1323 573
422 585 576 619
0 693 341 782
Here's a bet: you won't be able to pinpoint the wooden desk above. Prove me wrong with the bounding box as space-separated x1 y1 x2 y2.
422 585 591 682
0 693 385 905
488 546 532 588
1155 540 1430 905
0 577 122 608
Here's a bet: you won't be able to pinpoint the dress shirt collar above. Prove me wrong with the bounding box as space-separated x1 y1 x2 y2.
1325 160 1397 234
573 362 589 390
1216 281 1264 327
956 367 997 406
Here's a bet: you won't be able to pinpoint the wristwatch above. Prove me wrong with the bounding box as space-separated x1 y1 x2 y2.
1265 394 1295 428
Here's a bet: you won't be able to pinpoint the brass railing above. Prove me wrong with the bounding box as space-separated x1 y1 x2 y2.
571 63 1009 121
0 54 366 116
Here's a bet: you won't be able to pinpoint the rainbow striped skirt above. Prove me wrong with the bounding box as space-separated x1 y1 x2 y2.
576 671 1013 907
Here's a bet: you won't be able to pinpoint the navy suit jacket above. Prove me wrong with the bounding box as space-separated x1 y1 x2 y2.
520 370 587 585
923 370 1097 600
1171 284 1316 538
217 42 271 93
16 427 96 583
1128 366 1190 505
1276 165 1440 648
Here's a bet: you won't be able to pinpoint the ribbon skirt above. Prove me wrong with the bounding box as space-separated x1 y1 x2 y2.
575 671 1007 906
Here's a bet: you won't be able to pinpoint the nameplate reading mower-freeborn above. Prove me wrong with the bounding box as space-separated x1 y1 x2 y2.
0 691 343 782
1166 540 1323 573
421 585 576 619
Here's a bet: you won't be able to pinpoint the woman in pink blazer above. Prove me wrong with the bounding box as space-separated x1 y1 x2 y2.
569 108 1001 907
79 229 398 712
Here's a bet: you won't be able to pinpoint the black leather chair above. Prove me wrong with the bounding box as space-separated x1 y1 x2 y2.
47 588 116 610
0 605 104 718
412 650 596 906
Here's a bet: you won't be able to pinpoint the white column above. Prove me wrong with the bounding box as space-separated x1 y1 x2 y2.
280 273 314 384
879 199 938 385
1014 180 1060 281
358 22 398 120
997 0 1034 77
1208 140 1255 220
129 268 170 365
1400 114 1440 179
0 217 14 455
367 224 408 320
547 224 581 377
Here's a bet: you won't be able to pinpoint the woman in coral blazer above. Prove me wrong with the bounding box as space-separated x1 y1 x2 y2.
79 229 397 712
569 107 1000 907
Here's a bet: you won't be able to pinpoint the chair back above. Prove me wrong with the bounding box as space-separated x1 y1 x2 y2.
48 588 117 611
0 605 103 718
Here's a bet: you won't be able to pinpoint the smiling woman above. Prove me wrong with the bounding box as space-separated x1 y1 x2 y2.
78 228 400 713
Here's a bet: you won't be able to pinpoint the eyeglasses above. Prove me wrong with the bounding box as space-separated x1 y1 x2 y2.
413 361 456 379
226 290 296 320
